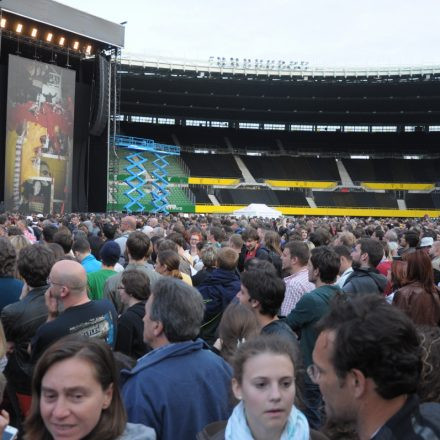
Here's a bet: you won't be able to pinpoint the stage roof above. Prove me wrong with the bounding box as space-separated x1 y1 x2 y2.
0 0 124 48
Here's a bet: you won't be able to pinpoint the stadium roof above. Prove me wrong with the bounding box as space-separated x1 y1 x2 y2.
122 54 440 79
1 0 124 48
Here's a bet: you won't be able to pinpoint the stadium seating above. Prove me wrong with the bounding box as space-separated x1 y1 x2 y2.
181 152 242 178
405 193 440 209
214 188 308 206
343 158 440 183
313 191 398 208
240 156 339 181
189 185 212 204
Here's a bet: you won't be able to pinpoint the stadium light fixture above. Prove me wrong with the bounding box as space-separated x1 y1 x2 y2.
85 45 92 55
31 28 38 37
16 23 23 33
46 32 53 42
59 37 65 46
1 18 6 28
73 41 79 50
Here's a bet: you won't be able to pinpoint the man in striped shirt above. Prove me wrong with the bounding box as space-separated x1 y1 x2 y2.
280 241 315 316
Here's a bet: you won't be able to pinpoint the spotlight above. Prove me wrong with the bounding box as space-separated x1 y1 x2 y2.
46 32 53 42
73 41 79 50
59 37 65 46
31 28 38 37
16 23 23 33
85 45 92 55
0 18 6 28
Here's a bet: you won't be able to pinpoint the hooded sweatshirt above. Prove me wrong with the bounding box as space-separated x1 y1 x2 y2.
197 268 241 321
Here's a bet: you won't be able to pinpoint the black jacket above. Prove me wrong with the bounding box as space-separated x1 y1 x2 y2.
1 285 48 394
373 394 440 439
342 267 387 295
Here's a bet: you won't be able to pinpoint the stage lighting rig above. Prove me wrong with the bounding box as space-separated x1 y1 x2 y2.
0 11 98 59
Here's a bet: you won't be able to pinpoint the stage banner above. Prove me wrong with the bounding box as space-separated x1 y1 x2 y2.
4 55 75 214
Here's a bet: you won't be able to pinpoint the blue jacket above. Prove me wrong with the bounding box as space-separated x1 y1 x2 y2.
197 268 241 321
81 254 102 274
121 339 232 440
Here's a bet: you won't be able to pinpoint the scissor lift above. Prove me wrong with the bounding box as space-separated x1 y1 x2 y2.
113 135 180 214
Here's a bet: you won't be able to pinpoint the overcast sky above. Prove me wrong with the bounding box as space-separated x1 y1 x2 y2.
57 0 440 67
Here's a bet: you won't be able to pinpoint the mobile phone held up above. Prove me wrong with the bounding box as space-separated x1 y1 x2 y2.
2 425 18 440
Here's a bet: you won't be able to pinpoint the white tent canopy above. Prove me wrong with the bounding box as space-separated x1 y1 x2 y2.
233 203 282 218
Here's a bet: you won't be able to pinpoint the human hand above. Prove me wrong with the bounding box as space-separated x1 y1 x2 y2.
0 410 10 435
45 288 59 321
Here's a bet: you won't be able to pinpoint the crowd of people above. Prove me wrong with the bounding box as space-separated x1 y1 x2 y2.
0 211 439 439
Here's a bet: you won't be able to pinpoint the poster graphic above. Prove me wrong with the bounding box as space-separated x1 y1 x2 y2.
4 55 75 214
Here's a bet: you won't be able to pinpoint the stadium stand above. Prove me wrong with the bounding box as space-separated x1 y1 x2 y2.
214 188 309 206
343 158 440 183
180 152 242 178
405 193 440 209
313 191 399 208
189 185 212 204
116 58 440 215
240 156 340 181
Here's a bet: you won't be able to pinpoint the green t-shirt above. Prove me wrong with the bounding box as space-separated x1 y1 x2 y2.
87 269 117 301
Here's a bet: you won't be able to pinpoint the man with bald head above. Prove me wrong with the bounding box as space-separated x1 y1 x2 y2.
31 260 117 362
115 215 137 266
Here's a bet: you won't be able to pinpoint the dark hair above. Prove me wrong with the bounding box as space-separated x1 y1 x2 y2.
316 295 421 399
404 231 420 248
46 243 66 261
240 269 285 317
217 247 238 271
333 245 352 261
310 246 340 284
53 229 73 254
102 223 118 240
232 334 297 385
18 244 55 287
72 238 91 254
121 270 150 301
7 226 23 237
243 258 277 275
209 226 224 242
150 277 204 342
217 303 259 364
309 228 331 247
166 232 186 249
284 241 310 266
242 228 259 242
0 237 17 277
42 224 58 243
358 238 384 268
126 231 150 260
24 336 126 440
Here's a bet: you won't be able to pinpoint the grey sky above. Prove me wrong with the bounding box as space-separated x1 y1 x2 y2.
57 0 440 67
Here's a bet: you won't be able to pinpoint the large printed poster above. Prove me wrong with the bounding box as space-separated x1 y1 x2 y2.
4 55 75 214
